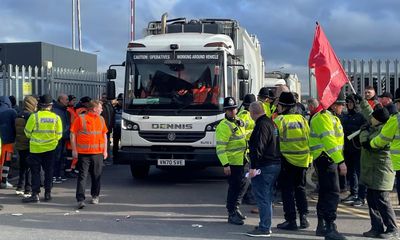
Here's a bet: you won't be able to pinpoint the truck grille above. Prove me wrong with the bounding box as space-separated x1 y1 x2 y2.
139 131 206 143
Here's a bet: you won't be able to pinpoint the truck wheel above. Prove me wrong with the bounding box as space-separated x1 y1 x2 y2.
130 164 150 179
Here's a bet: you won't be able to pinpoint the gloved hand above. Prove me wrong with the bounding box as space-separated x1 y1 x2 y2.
362 141 372 150
353 93 363 103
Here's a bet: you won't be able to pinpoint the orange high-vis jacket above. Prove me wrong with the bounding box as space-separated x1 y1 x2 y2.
70 112 108 154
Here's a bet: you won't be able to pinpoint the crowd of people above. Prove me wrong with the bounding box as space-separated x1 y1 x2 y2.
216 86 400 239
0 93 122 208
1 85 400 239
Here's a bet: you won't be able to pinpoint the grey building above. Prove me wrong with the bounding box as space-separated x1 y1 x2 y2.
0 42 97 72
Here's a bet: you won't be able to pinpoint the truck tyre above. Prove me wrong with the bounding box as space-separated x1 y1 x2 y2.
130 164 150 179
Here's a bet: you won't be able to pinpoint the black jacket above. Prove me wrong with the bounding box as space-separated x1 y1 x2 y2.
249 115 281 169
384 102 397 115
340 108 367 153
101 101 115 133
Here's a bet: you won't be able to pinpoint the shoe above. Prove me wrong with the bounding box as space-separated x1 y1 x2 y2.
23 191 32 197
16 187 24 195
341 194 358 204
77 201 86 209
362 229 382 238
250 208 259 214
379 230 399 239
0 181 14 189
299 214 310 229
325 222 347 240
91 196 99 204
60 176 67 182
277 220 298 230
22 194 40 203
44 192 52 201
246 228 271 237
235 209 246 220
228 212 244 225
352 198 365 207
53 177 62 184
316 217 326 236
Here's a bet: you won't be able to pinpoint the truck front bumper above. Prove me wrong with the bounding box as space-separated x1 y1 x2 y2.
115 146 220 167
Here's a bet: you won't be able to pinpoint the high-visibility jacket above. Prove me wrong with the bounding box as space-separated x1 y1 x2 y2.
237 109 255 141
215 118 247 166
262 102 276 118
274 114 311 168
371 113 400 170
24 110 63 153
71 112 108 154
309 110 344 163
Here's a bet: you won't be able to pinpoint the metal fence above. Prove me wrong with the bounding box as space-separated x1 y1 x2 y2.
309 59 400 97
0 64 107 103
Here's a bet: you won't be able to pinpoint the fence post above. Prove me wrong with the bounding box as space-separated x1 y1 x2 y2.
395 59 399 91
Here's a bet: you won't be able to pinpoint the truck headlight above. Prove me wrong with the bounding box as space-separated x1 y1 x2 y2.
205 120 222 132
122 119 139 131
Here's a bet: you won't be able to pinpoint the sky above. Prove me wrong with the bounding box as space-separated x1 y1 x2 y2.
1 0 400 94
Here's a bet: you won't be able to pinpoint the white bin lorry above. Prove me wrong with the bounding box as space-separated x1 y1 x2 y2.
108 15 265 178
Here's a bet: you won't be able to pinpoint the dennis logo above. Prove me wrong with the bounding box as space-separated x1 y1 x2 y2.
151 124 193 129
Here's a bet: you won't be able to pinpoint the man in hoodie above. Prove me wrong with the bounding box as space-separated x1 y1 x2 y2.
0 96 17 189
52 94 71 183
15 96 38 195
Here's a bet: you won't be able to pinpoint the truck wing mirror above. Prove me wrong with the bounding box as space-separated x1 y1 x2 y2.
238 69 249 80
106 81 116 100
107 69 117 80
239 80 249 100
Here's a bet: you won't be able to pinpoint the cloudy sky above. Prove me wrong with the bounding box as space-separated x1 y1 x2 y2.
1 0 400 93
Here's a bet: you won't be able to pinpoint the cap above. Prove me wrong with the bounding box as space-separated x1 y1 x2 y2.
39 94 53 105
258 87 275 99
372 105 390 124
223 97 238 109
278 92 296 106
79 96 92 104
334 89 346 104
378 92 393 99
68 95 76 102
242 94 256 107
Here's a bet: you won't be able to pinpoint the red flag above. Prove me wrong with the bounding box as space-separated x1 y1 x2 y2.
308 23 349 109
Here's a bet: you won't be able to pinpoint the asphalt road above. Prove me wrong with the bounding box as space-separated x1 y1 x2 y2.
0 165 399 240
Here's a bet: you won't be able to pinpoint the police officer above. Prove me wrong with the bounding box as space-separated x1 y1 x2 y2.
216 97 249 225
257 87 276 118
22 94 63 203
309 92 347 240
238 94 257 207
275 92 311 230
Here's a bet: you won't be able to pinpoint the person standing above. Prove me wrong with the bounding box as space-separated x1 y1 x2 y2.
112 93 123 158
245 101 281 237
364 86 378 109
370 87 400 207
359 102 398 239
0 96 17 189
309 92 347 240
215 97 248 225
22 94 62 202
15 96 38 195
292 92 306 116
340 94 367 206
274 92 311 230
257 87 276 118
101 93 114 163
378 91 397 115
52 94 70 183
71 100 108 209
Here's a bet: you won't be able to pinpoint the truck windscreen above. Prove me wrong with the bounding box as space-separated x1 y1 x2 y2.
124 52 225 115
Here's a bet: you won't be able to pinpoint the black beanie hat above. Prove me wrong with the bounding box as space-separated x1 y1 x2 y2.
372 106 390 124
243 94 256 106
278 92 296 106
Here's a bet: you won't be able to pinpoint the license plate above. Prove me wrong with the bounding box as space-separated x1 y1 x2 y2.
157 159 185 166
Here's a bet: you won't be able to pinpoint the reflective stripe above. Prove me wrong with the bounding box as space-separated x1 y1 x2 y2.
310 132 319 138
30 138 57 143
216 141 228 145
320 131 335 138
281 137 307 142
231 134 246 140
281 150 310 155
310 144 324 151
76 143 103 149
379 133 393 142
326 145 343 154
395 135 400 140
287 122 303 129
34 130 58 134
218 146 246 155
216 150 226 155
391 150 400 154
